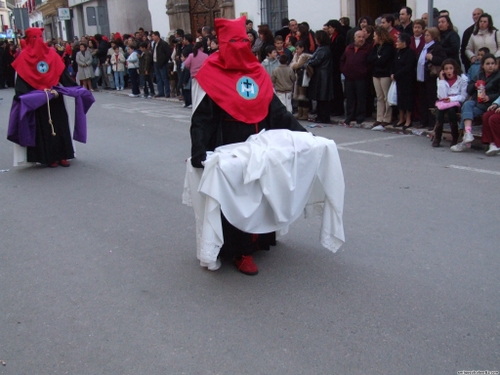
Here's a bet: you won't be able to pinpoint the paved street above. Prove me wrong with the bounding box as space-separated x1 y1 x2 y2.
1 88 499 375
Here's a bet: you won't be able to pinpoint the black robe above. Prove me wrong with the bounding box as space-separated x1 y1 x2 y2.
191 93 306 257
15 70 78 165
392 47 417 111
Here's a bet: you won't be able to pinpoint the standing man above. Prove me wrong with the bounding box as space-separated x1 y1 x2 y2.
397 7 414 36
340 30 372 126
151 31 172 98
285 19 299 45
381 14 400 43
461 8 483 72
275 18 290 39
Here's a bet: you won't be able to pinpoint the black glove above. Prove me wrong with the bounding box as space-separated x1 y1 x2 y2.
191 154 206 168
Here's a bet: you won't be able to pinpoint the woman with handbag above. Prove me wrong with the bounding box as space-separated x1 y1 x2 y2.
290 41 311 120
391 33 417 130
305 30 333 124
416 27 446 129
368 26 395 128
432 59 468 147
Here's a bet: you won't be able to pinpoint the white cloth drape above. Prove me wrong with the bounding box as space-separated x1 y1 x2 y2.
182 129 345 264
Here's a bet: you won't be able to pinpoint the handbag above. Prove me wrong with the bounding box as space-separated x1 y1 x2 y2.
106 65 112 75
428 63 440 78
94 66 101 77
435 100 461 110
387 81 397 106
302 71 311 87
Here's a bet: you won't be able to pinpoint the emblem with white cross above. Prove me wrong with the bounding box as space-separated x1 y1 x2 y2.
237 77 259 100
37 61 49 74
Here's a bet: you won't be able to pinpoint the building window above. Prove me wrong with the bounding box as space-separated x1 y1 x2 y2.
260 0 287 33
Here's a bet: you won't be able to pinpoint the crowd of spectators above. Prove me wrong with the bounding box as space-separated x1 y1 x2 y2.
6 7 500 156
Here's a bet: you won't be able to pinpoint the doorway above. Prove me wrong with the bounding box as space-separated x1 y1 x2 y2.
356 0 406 23
189 0 221 37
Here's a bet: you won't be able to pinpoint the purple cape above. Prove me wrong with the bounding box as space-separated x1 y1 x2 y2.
7 86 95 147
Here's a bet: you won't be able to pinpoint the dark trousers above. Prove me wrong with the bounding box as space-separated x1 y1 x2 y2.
417 80 437 127
183 88 192 106
316 100 330 122
128 68 140 95
330 72 345 115
436 106 459 124
344 79 367 124
154 62 170 97
142 74 155 96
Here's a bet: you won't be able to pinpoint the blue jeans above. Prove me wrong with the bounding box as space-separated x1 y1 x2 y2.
460 100 486 129
154 62 170 97
114 71 124 89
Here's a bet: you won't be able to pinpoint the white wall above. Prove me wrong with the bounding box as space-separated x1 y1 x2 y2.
234 0 261 25
147 0 170 37
288 0 339 31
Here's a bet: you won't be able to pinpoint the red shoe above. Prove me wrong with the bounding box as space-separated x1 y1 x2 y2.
234 255 258 275
59 159 70 167
48 162 58 168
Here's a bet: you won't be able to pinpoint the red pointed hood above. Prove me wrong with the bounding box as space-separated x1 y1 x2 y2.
196 16 274 124
12 28 65 90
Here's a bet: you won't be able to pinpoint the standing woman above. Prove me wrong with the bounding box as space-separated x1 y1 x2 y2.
416 27 446 129
466 13 500 64
290 40 312 120
391 33 417 129
76 42 94 91
87 39 99 89
368 26 395 127
326 20 346 116
258 25 274 62
437 16 460 64
306 30 333 124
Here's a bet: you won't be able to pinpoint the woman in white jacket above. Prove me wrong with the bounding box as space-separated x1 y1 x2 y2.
433 59 468 147
465 14 500 64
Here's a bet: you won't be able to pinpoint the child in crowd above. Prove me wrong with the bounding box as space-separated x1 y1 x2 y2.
110 46 125 90
139 41 155 98
126 43 140 97
286 36 297 54
271 54 296 112
451 54 500 152
274 35 292 64
467 47 489 81
433 59 468 147
208 38 219 55
180 51 192 108
261 45 279 77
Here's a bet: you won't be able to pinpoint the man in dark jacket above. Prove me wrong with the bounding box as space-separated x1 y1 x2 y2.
461 8 483 72
275 18 290 39
151 31 172 98
340 30 373 125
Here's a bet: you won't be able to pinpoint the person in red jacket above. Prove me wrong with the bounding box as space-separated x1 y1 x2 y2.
340 30 373 126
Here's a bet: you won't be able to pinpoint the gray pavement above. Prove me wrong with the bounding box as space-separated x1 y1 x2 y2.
0 88 499 375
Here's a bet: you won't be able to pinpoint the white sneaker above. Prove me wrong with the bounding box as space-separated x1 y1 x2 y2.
463 132 474 143
139 94 145 98
371 125 385 131
200 259 221 271
147 95 153 99
128 93 139 97
485 143 500 156
450 143 470 152
116 87 119 91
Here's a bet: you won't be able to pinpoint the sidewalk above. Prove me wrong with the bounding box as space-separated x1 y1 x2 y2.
101 87 485 148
